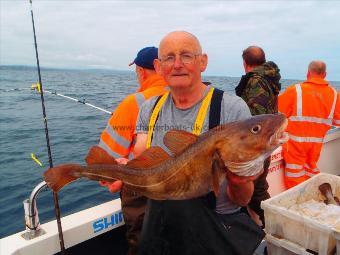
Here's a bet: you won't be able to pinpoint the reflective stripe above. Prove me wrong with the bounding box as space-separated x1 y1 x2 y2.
303 164 319 173
328 87 337 119
289 134 324 143
334 119 340 125
295 84 302 116
105 125 131 149
285 170 305 178
98 140 122 158
286 163 303 170
134 93 145 109
288 116 332 125
306 171 317 177
293 84 337 125
285 170 317 178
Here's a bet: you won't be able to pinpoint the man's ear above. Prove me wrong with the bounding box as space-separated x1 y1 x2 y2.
243 60 247 72
154 59 162 75
135 66 143 79
140 67 147 80
200 53 208 72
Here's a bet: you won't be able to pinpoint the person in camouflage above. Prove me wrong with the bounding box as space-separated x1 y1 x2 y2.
235 46 281 227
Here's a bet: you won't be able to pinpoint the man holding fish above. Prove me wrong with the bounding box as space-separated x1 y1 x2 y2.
44 31 289 254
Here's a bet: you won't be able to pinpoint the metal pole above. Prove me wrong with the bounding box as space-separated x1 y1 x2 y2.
29 0 66 253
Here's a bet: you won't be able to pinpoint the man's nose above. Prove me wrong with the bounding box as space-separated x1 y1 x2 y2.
173 56 184 69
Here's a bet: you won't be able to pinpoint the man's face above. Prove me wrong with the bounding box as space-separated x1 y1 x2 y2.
155 34 207 90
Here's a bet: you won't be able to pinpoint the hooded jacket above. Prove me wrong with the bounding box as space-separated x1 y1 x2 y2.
235 61 281 115
235 61 281 226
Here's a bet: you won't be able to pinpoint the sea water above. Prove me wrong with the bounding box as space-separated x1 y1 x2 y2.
1 65 339 238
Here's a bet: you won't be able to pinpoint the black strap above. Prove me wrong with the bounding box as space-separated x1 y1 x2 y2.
153 94 163 108
204 88 224 209
208 88 224 129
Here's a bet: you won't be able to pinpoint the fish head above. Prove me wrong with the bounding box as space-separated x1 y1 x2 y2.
215 114 288 176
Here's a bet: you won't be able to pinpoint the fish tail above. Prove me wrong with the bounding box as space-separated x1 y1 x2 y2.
43 164 84 192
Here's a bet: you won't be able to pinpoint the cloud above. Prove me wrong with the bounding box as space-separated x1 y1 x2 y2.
1 1 340 80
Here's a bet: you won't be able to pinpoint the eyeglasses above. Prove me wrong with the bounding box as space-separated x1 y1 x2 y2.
159 53 201 66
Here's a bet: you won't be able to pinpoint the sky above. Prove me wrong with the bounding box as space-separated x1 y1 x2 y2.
1 1 340 80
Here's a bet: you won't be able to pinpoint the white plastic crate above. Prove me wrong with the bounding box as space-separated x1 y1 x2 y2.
262 173 340 255
333 223 340 255
266 234 314 255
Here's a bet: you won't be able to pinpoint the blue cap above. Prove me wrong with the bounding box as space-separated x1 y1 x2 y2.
129 46 158 70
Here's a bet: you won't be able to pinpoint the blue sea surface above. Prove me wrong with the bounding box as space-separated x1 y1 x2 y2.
0 65 339 238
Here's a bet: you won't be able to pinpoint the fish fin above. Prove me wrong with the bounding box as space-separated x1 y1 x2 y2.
43 164 84 192
163 130 198 156
212 160 221 197
127 146 170 169
211 151 227 197
85 146 117 165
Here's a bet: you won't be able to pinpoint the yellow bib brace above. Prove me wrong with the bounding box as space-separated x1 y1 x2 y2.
146 87 215 148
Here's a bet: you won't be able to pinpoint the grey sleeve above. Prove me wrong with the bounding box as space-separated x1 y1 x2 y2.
220 92 251 124
135 97 157 134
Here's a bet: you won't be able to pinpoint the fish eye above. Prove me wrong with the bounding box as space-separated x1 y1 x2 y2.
251 124 261 134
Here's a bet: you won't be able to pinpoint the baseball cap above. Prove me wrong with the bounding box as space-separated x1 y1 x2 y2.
129 46 158 70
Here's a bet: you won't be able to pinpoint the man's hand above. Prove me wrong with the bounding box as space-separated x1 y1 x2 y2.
99 180 123 193
226 168 264 206
99 157 128 193
115 157 129 164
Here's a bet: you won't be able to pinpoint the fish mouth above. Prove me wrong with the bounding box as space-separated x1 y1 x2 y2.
269 118 289 147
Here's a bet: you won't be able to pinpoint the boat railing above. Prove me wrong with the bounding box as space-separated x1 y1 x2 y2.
22 181 47 240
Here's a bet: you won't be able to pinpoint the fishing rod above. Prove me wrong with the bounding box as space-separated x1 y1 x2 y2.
29 0 66 254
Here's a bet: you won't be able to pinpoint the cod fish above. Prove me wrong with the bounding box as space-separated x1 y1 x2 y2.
44 114 288 200
319 183 340 206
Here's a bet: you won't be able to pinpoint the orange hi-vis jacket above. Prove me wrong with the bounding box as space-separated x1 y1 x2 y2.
98 74 167 160
278 77 340 188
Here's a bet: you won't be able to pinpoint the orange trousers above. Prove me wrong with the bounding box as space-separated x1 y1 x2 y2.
282 141 322 189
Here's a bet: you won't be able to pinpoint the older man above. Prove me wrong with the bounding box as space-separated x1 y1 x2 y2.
130 31 264 255
279 61 340 188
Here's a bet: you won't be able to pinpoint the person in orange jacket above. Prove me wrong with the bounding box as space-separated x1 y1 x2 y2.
86 46 167 255
279 60 340 189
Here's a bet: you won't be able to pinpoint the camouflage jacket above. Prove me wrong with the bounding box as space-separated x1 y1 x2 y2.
235 61 281 116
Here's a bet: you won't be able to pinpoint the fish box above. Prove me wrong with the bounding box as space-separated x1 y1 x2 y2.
333 223 340 255
262 173 340 255
266 234 315 255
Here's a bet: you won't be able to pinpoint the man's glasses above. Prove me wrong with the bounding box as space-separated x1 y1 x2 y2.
159 53 201 66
